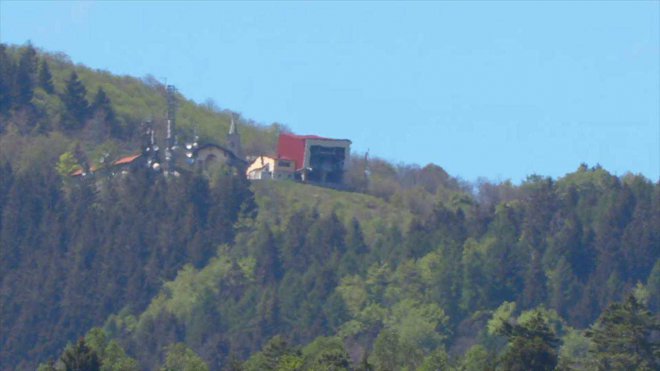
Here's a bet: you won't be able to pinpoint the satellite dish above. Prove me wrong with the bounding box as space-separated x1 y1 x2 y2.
186 151 193 158
152 163 161 171
186 144 192 150
153 145 159 151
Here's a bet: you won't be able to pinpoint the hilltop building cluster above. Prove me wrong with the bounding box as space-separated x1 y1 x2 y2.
70 85 351 186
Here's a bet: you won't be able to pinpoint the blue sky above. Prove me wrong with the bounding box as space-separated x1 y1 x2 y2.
1 1 658 182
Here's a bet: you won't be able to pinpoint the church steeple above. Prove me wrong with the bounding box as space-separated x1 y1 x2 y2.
227 113 242 159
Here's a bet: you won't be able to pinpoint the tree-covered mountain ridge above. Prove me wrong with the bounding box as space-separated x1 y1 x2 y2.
0 43 658 370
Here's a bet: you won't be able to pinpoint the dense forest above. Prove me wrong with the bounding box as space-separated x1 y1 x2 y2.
1 43 658 370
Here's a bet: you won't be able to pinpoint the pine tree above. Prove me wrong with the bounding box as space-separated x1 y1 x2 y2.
62 71 89 130
586 294 660 370
252 222 282 284
260 336 296 370
89 86 121 139
38 59 54 94
345 217 368 255
61 338 101 371
498 311 560 371
15 42 38 106
0 44 15 113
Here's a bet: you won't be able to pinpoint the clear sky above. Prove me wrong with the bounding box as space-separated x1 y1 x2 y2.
1 1 658 182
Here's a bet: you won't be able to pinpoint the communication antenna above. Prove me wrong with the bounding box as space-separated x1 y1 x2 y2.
193 121 199 146
185 121 198 164
166 85 178 172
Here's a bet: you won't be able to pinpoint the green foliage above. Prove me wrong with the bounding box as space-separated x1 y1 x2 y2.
586 294 660 370
15 42 37 106
84 328 108 359
459 345 492 371
497 310 560 371
61 338 101 371
39 59 55 94
37 360 58 371
370 328 403 371
302 336 352 370
101 340 140 371
244 336 300 371
556 329 593 371
418 348 450 371
0 44 14 113
90 87 120 139
384 299 449 354
646 260 660 313
62 71 89 130
161 343 209 371
56 151 79 176
487 301 516 336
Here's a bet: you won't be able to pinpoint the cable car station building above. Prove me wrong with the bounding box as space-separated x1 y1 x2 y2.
247 133 351 185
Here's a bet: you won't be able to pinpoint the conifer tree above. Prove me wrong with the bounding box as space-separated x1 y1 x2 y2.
61 338 101 371
15 42 38 106
38 59 54 94
586 294 660 370
498 311 560 371
62 71 89 130
0 44 14 113
252 222 282 284
90 87 119 138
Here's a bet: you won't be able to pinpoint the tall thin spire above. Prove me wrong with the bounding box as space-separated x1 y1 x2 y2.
229 113 238 135
227 112 242 159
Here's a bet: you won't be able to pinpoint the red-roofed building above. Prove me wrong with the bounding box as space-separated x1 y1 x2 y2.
113 154 142 166
69 154 144 177
264 132 351 184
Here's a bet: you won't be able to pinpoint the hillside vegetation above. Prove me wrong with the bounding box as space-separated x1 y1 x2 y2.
0 43 658 371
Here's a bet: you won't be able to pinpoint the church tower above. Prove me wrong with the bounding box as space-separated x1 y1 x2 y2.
227 113 242 159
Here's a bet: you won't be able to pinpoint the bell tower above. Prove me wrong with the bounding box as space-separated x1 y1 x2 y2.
227 113 242 159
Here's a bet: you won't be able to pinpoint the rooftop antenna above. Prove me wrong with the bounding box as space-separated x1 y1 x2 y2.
185 121 199 164
193 121 199 147
166 85 178 172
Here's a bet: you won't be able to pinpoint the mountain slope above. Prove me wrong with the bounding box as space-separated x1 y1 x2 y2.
1 43 658 370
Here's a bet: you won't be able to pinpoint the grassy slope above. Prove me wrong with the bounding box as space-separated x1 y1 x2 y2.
24 46 280 155
252 180 412 243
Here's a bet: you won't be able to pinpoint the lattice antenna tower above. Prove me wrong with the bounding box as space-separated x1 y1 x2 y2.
166 85 178 170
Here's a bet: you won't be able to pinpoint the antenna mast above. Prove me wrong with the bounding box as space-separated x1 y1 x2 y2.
166 85 178 171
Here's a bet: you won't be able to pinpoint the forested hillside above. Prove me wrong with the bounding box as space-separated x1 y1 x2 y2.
1 43 658 371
